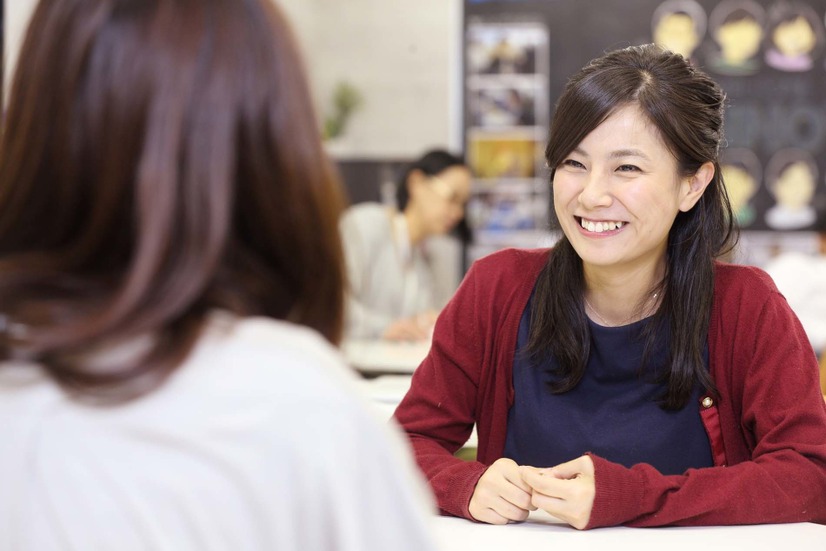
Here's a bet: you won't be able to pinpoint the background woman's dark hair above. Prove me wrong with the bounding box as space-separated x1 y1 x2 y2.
395 149 467 210
0 0 346 403
528 43 738 410
396 148 471 242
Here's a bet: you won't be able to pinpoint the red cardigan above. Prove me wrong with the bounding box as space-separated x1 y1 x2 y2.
394 248 826 528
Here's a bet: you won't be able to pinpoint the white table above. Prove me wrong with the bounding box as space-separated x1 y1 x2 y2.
356 373 479 448
432 509 826 551
356 374 414 419
342 338 430 374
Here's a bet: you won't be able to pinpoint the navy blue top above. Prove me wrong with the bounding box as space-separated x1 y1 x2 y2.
503 293 713 475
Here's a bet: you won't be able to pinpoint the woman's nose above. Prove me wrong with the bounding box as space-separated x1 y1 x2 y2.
578 172 613 209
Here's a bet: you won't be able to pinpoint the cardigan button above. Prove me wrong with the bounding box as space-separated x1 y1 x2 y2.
702 397 714 408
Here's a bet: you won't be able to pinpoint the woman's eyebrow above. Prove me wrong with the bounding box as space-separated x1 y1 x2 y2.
609 148 651 161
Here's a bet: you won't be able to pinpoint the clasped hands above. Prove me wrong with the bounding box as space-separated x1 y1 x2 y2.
468 456 595 530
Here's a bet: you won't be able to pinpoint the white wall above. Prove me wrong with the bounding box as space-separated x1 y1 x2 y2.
5 0 461 158
280 0 460 158
4 0 39 101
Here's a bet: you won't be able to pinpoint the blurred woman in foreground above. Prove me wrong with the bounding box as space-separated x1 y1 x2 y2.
0 1 438 549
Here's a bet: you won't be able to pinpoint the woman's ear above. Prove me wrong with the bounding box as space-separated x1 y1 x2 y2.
678 161 715 212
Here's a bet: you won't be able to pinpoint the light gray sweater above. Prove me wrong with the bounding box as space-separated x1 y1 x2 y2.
340 203 440 338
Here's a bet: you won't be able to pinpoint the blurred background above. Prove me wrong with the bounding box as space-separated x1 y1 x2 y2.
4 0 825 354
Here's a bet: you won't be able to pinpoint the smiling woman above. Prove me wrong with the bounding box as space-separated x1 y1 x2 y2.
394 43 826 530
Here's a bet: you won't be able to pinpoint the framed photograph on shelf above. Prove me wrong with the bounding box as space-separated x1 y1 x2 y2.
463 19 551 260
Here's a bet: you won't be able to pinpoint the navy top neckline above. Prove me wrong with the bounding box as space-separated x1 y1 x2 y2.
503 292 713 475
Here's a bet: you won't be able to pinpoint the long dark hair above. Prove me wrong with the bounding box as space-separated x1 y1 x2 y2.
0 0 346 403
528 44 738 409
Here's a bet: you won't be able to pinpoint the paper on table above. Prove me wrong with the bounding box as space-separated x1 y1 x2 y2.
357 374 414 403
342 339 430 373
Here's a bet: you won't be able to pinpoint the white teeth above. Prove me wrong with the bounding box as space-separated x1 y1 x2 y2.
580 218 624 233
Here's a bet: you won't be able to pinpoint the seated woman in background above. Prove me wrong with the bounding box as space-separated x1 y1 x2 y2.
341 149 471 341
395 44 826 529
0 1 439 550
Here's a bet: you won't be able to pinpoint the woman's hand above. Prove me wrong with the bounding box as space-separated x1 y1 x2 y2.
382 310 439 341
468 458 537 524
520 455 596 530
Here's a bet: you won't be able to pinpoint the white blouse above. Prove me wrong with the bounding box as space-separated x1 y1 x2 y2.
0 313 439 551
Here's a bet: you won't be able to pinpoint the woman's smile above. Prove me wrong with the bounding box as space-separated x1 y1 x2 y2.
576 216 627 235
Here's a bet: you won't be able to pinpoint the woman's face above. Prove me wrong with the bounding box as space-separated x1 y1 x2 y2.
553 104 708 276
408 165 472 236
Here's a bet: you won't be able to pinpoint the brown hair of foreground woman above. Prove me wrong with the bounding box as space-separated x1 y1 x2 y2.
0 0 346 402
0 2 441 550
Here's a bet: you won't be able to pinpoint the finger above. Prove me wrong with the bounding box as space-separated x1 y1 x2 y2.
490 496 531 522
520 466 562 494
504 465 535 493
547 455 593 479
471 463 535 519
519 464 549 483
500 474 537 510
494 462 537 510
531 492 591 530
528 488 576 526
469 485 515 525
498 482 535 512
473 507 511 525
522 469 586 501
529 476 595 530
478 475 534 513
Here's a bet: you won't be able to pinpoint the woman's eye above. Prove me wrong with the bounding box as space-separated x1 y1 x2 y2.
617 164 641 173
561 159 585 169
